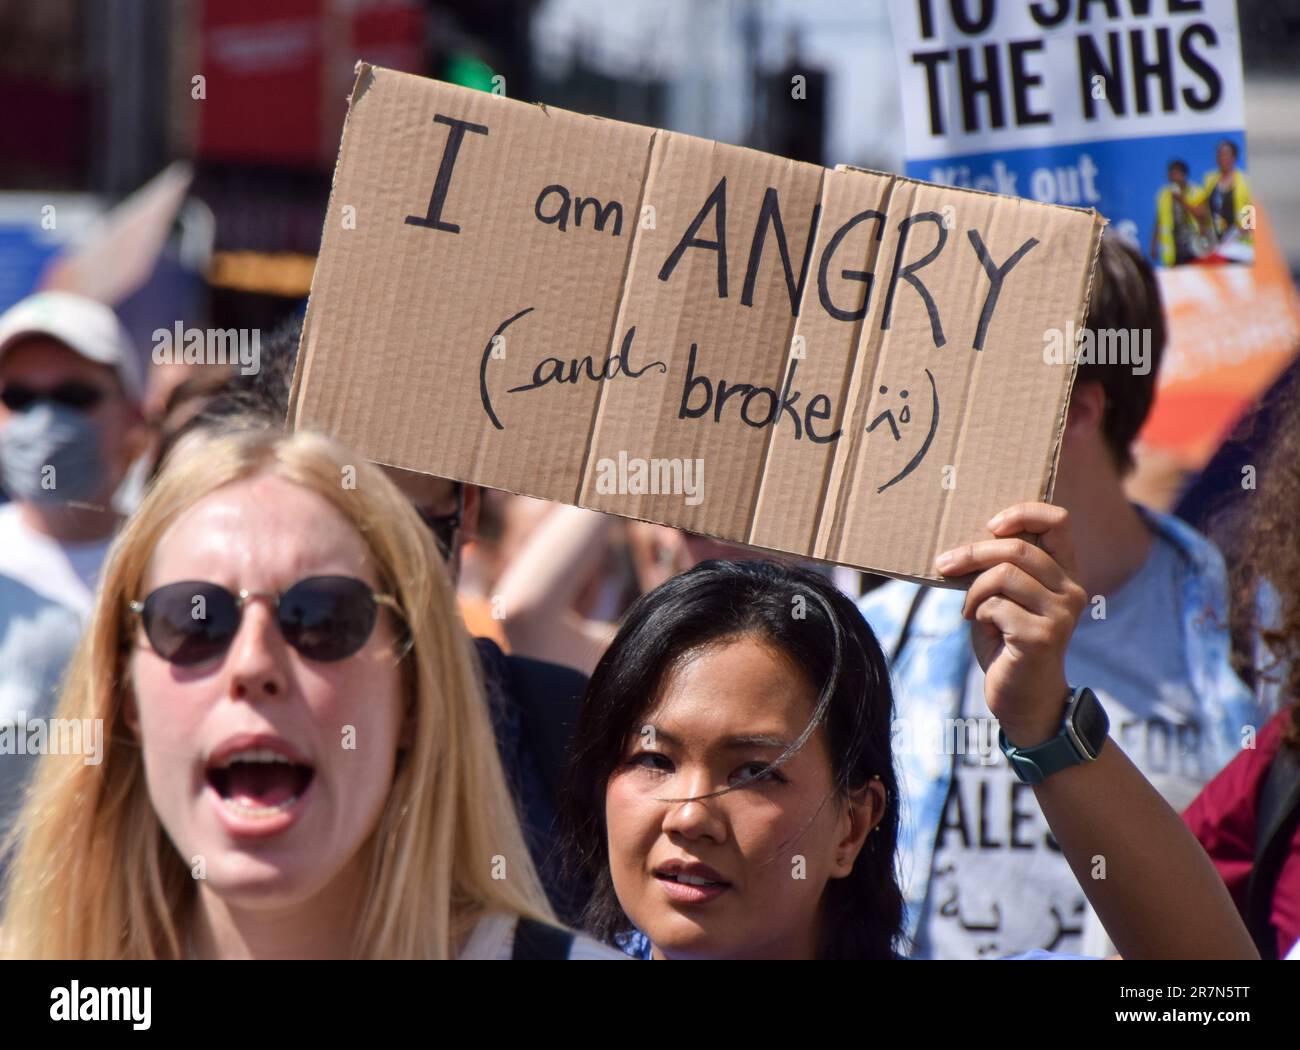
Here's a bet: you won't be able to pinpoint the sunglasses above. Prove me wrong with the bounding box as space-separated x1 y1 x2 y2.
129 576 404 667
0 381 107 413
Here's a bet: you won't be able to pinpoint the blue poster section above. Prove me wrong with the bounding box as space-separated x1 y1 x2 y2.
0 227 60 314
906 129 1251 268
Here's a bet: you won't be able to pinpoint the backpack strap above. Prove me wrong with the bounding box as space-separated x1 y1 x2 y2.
890 586 929 667
1246 744 1300 959
511 917 575 961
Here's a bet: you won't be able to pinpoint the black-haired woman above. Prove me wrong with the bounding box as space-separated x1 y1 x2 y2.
563 503 1257 960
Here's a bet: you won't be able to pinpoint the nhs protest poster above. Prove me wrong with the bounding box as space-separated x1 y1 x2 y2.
889 0 1252 268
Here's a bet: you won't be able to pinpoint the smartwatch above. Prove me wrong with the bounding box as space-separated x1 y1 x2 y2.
999 686 1108 785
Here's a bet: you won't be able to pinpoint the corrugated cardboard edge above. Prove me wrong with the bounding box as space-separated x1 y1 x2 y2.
833 166 1108 583
743 163 829 549
836 163 1102 221
1042 212 1108 505
287 60 376 432
573 127 660 507
292 77 1108 592
810 172 902 566
358 439 970 587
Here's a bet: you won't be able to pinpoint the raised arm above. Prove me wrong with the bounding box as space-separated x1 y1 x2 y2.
935 502 1258 960
495 504 619 674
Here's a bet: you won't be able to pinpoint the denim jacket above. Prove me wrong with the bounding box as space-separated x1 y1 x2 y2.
858 506 1263 948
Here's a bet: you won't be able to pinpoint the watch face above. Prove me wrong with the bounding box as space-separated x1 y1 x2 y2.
1071 688 1109 758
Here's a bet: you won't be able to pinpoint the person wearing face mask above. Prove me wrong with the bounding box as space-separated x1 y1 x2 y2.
0 291 146 879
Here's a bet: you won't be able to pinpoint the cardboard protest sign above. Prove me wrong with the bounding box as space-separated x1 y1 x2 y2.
289 64 1104 584
888 0 1251 268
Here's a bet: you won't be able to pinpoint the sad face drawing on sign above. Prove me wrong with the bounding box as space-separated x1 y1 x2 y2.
863 367 939 493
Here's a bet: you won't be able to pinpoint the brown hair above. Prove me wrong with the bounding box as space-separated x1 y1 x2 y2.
1215 360 1300 750
1075 235 1167 474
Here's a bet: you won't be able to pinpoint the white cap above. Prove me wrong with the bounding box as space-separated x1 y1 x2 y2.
0 291 144 404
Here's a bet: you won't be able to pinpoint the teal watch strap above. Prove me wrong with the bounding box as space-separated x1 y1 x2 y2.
999 686 1108 785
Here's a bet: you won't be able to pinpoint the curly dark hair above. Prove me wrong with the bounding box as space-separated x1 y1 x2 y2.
1212 359 1300 750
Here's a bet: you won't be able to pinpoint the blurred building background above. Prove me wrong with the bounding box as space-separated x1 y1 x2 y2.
0 0 1296 503
2 1 1296 315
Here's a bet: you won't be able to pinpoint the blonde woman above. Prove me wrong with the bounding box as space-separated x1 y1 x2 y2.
0 425 621 960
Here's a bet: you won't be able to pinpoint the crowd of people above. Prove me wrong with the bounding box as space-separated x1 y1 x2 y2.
0 233 1296 960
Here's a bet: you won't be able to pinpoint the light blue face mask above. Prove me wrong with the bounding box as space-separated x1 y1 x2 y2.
0 401 107 505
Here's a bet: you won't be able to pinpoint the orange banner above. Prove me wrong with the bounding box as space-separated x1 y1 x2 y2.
1140 203 1300 469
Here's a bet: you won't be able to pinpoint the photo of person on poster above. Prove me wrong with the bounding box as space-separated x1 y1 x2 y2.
1193 139 1254 263
1151 160 1207 267
1151 142 1252 267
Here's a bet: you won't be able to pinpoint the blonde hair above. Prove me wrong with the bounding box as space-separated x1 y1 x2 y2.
1 425 553 958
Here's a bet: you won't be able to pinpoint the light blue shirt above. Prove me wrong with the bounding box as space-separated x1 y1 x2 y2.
859 506 1263 957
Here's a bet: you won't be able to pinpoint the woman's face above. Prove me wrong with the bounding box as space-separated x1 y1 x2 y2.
604 634 877 959
128 474 405 911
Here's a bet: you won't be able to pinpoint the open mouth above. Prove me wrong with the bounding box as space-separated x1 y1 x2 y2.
206 749 315 818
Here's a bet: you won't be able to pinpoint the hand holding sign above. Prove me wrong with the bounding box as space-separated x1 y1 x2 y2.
935 501 1087 747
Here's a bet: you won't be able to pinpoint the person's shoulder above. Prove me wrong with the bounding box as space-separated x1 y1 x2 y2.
473 635 511 680
459 912 629 960
0 505 63 597
0 503 27 546
457 909 515 959
567 930 633 961
1183 709 1290 831
1138 506 1216 564
1257 706 1296 754
0 504 93 575
473 637 589 702
484 643 588 782
1137 506 1232 595
1001 950 1096 960
503 650 589 701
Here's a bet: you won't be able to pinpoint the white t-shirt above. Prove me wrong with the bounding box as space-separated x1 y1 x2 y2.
0 503 109 614
457 912 628 960
0 503 110 879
